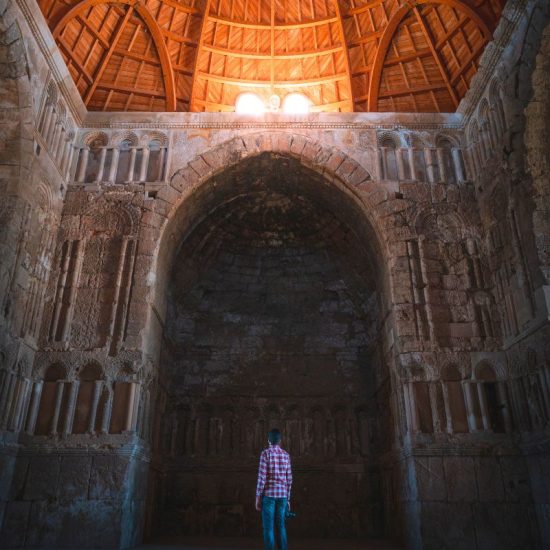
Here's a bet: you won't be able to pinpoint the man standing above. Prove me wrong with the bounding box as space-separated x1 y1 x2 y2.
255 428 292 550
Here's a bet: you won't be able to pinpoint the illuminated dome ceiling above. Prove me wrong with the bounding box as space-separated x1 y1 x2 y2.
39 0 505 112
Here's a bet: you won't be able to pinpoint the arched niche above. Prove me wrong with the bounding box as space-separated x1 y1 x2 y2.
143 143 396 541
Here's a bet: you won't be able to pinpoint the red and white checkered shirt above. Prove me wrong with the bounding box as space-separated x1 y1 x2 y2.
256 443 292 500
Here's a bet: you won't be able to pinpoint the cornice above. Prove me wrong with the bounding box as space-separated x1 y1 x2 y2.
80 121 464 131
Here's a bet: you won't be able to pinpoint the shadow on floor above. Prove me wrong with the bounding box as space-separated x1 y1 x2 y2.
139 537 404 550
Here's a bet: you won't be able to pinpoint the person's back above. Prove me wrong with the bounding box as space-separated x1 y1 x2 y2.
256 429 292 550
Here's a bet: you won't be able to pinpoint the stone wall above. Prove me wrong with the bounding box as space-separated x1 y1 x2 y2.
0 0 549 549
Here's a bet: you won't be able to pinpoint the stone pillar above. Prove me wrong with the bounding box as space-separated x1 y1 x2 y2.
63 381 79 435
11 378 30 431
50 381 65 434
463 381 478 432
497 382 513 433
377 147 386 180
396 148 406 180
76 148 89 182
55 128 66 162
45 108 57 144
452 148 465 182
131 383 141 432
64 143 75 180
441 381 453 433
25 381 43 434
476 382 490 430
127 148 137 181
41 104 54 137
0 371 14 426
60 239 84 343
88 380 103 433
60 140 71 175
158 147 167 180
408 148 416 180
108 148 120 182
424 148 437 182
51 123 62 157
96 148 107 182
436 147 445 181
139 147 150 181
0 372 16 429
402 383 413 434
101 388 113 434
407 383 420 433
125 382 137 431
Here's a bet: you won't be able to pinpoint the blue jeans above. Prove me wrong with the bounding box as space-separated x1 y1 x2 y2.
261 496 288 550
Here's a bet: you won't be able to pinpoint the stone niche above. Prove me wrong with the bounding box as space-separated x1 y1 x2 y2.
146 153 394 541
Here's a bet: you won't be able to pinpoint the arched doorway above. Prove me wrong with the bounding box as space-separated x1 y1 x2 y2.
145 152 395 544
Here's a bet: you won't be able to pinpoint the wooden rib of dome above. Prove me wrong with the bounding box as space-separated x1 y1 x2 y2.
39 0 505 112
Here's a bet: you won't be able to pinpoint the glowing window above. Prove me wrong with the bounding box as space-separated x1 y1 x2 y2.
282 93 311 114
235 93 265 115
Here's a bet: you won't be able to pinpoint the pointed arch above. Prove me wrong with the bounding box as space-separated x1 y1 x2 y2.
52 0 176 111
367 0 493 111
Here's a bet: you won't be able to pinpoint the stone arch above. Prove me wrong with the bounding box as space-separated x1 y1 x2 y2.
82 130 108 148
376 130 402 148
81 199 138 237
143 132 398 541
149 133 383 317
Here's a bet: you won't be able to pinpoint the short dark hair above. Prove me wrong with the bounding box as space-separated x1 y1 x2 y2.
268 429 281 444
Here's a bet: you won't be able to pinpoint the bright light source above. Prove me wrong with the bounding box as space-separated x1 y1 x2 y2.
235 93 265 115
282 93 311 114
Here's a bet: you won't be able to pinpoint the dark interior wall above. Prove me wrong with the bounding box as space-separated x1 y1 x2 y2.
148 162 390 540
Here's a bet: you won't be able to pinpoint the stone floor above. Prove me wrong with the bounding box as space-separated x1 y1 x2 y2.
139 537 403 550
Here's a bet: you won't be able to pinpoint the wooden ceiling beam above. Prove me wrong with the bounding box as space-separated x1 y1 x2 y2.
73 14 111 48
58 41 94 83
158 0 200 16
346 0 492 34
195 71 349 87
84 6 134 104
367 3 409 111
95 83 167 97
162 28 198 47
378 83 447 98
333 0 354 111
208 14 339 30
347 28 384 48
52 0 177 110
435 15 466 48
367 0 492 111
201 44 343 59
412 6 458 108
310 99 354 111
450 40 486 85
189 0 212 111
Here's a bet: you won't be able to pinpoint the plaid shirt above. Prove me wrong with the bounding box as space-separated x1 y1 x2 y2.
256 443 292 500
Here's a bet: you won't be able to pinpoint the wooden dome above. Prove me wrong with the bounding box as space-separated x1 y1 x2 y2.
39 0 505 112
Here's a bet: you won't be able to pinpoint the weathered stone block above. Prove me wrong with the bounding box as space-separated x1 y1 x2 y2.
89 455 130 500
421 502 475 550
444 456 477 502
0 500 30 548
473 502 539 550
415 457 447 501
500 456 532 502
26 499 122 549
475 457 505 501
58 456 92 500
24 456 61 501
